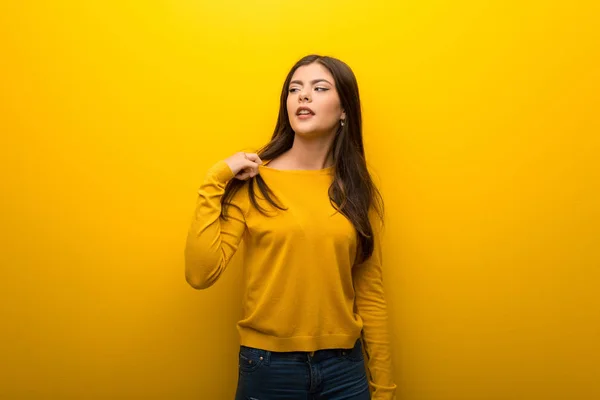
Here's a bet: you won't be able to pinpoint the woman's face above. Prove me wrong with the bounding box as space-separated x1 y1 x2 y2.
286 62 346 137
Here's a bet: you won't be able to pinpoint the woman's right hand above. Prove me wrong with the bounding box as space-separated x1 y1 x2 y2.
224 152 263 181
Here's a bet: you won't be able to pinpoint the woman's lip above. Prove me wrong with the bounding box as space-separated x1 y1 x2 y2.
297 114 314 120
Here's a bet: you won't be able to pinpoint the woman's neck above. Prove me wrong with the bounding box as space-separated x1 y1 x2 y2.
279 132 335 170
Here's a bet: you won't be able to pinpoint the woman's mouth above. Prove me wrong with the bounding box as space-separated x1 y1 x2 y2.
296 106 315 119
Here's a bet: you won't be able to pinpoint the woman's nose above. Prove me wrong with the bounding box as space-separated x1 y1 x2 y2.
298 89 311 102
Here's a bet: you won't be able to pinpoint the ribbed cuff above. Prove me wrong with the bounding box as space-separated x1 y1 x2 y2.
207 159 235 184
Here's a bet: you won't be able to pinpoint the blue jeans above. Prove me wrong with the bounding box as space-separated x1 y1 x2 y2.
235 338 371 400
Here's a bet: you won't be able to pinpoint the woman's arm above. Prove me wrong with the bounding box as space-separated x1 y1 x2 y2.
352 207 397 399
184 159 249 289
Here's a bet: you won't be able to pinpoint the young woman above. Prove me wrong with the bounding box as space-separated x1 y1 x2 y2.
185 54 397 399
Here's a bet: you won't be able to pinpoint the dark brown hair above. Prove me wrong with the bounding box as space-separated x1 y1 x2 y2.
221 54 384 265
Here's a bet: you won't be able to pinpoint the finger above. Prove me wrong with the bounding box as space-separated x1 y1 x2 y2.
244 153 263 165
235 171 250 180
236 167 258 181
236 167 253 180
242 159 261 172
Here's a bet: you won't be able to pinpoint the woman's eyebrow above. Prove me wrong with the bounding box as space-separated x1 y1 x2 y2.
289 79 333 86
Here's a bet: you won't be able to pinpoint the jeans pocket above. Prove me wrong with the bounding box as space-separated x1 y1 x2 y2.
238 346 266 374
338 339 364 362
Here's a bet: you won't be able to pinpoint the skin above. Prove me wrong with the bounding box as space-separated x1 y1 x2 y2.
225 62 346 179
270 62 346 171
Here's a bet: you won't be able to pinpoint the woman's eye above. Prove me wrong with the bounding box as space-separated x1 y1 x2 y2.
288 87 328 93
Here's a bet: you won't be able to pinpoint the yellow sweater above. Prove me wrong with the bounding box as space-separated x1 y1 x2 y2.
184 159 397 398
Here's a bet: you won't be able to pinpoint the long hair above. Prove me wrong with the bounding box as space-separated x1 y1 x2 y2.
221 54 384 265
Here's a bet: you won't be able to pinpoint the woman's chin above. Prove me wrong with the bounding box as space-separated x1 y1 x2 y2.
292 127 332 137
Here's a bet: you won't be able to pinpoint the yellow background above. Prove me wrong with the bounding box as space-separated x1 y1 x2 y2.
1 1 598 399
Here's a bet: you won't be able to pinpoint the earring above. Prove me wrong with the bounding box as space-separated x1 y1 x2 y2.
340 119 345 127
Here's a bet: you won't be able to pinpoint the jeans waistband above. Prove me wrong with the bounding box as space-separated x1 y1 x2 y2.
240 338 361 363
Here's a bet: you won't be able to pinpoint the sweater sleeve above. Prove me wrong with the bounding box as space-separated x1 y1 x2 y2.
352 207 397 399
184 160 248 289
